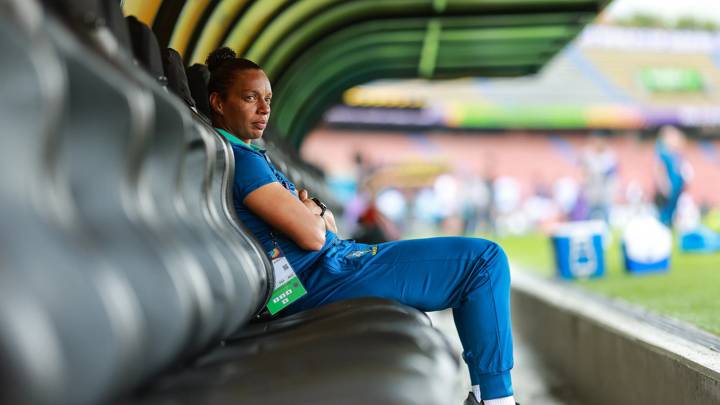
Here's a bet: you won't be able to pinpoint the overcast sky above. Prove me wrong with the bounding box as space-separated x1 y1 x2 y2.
604 0 720 24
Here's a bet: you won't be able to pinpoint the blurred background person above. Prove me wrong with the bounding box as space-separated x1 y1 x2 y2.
345 156 401 244
461 174 492 237
579 134 618 223
434 173 463 235
342 151 374 238
653 126 694 228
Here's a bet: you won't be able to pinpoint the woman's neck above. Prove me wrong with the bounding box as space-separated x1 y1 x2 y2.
216 126 251 144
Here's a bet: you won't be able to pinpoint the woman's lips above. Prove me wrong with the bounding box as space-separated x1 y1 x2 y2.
253 121 266 129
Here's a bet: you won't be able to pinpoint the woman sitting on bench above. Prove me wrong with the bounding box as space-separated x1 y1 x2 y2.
206 47 518 405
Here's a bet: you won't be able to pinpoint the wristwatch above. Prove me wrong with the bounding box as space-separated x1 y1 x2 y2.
311 197 327 217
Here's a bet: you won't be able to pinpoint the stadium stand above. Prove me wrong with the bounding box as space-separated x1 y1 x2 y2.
0 1 463 404
303 128 720 208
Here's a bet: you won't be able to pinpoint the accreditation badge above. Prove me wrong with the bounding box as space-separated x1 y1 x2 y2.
266 246 307 315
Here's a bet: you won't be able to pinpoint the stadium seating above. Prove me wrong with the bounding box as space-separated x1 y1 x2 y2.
0 1 463 404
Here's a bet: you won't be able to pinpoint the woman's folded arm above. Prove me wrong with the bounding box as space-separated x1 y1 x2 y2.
243 182 326 251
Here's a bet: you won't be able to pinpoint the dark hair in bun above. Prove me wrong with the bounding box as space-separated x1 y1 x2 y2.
206 47 262 101
206 47 238 72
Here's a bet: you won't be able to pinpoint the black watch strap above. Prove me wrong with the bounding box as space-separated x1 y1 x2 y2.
311 197 327 217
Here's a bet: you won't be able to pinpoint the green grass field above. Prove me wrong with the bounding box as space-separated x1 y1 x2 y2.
496 233 720 336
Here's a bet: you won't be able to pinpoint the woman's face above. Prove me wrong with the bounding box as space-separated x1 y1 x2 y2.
215 69 272 141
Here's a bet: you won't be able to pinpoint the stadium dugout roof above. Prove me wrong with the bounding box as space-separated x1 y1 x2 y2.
122 0 609 148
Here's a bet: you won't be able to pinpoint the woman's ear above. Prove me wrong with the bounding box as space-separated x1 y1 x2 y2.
209 92 223 116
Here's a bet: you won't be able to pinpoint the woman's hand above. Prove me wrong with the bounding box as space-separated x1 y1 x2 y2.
322 209 338 234
299 189 337 233
298 189 322 215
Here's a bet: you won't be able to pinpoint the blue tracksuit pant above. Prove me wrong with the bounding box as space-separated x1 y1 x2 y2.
659 190 681 227
288 237 514 400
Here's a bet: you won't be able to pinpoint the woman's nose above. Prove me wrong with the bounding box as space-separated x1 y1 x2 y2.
258 99 270 114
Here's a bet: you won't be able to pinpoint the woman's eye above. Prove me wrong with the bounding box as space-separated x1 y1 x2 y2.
265 98 272 105
245 95 256 102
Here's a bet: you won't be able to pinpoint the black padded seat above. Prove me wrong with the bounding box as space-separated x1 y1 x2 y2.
75 3 270 351
99 0 133 54
186 63 211 118
35 4 268 393
44 17 203 377
163 47 196 108
43 0 133 60
236 297 430 339
126 15 167 85
122 299 463 405
0 8 146 405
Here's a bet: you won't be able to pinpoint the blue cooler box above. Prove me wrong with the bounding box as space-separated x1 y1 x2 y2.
551 221 606 279
680 226 720 254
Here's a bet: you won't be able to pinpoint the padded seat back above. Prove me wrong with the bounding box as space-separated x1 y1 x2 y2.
126 15 167 85
0 10 145 404
98 0 132 52
43 0 133 60
45 18 197 376
163 47 196 108
186 63 211 118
